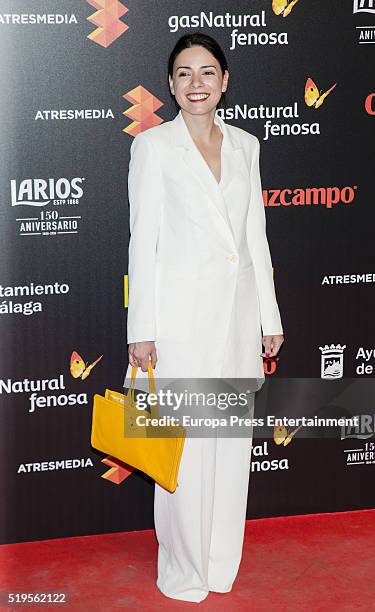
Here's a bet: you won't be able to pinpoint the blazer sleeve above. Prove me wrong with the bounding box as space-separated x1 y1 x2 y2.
126 132 164 344
246 136 284 336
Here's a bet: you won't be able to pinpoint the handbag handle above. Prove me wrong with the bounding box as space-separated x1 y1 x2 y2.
127 362 159 418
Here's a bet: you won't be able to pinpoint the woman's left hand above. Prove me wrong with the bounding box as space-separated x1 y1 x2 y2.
261 334 284 358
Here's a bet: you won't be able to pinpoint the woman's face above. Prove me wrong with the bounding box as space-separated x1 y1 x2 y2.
169 45 229 115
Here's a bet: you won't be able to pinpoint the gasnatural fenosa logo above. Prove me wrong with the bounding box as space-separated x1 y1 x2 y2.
272 0 300 17
304 78 337 109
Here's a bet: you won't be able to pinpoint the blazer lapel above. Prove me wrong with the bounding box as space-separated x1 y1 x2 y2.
171 109 245 250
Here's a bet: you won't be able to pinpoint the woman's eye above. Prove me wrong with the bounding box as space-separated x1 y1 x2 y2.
177 71 215 77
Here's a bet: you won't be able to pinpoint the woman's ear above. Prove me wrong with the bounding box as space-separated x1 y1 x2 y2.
169 76 175 96
222 70 229 93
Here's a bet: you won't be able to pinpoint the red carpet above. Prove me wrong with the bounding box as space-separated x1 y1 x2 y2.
1 509 374 611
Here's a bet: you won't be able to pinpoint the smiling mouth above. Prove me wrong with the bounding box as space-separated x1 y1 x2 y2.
186 93 210 102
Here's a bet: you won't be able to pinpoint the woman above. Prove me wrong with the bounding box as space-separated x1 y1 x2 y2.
124 33 284 603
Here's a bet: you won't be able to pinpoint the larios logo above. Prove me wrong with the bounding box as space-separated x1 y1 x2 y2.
353 1 375 43
263 185 357 209
10 177 85 238
11 177 84 206
167 11 290 50
353 0 375 14
341 412 375 468
341 414 375 440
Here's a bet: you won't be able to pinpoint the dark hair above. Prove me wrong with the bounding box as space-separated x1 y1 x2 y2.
167 33 229 112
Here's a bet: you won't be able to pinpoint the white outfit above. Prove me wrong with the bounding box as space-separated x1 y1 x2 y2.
123 109 283 602
154 422 255 603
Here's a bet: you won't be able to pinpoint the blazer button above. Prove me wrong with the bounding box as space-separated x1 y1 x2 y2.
227 255 238 263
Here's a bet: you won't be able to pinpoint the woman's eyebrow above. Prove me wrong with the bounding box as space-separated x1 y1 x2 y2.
176 65 217 69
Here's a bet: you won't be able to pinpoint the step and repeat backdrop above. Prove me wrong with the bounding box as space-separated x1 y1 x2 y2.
0 0 374 544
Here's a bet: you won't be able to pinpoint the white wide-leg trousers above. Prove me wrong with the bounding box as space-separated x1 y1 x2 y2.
154 428 254 603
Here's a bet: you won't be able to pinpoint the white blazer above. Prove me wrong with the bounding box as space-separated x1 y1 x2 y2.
124 109 283 382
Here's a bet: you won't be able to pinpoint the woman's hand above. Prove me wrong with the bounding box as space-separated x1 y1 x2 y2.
261 335 284 358
128 341 157 372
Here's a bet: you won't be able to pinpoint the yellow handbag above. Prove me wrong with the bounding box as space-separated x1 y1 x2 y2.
91 362 186 492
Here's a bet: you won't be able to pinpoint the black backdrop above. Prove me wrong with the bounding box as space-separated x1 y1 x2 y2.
0 0 374 544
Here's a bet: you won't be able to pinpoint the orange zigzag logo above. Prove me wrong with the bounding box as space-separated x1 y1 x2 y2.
100 456 134 485
87 0 129 48
122 86 164 137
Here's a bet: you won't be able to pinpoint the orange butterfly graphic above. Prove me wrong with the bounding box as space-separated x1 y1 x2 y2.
70 350 103 380
274 424 302 446
304 78 337 108
272 0 300 17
